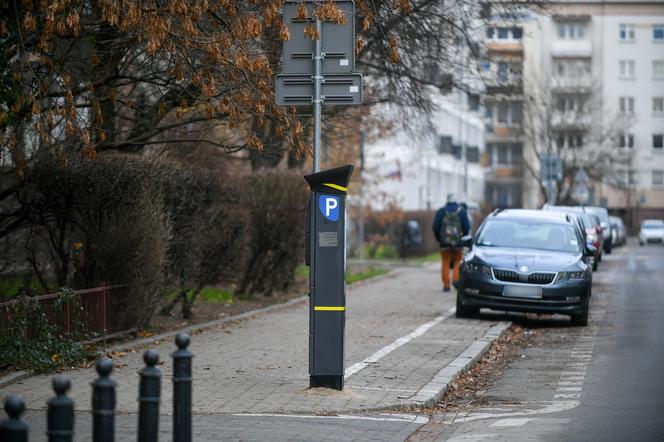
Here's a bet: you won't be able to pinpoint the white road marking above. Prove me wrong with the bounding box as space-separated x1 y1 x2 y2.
344 307 455 379
561 371 586 376
348 386 418 393
454 400 580 423
490 418 535 427
558 381 583 386
556 387 582 392
233 413 430 424
560 376 585 382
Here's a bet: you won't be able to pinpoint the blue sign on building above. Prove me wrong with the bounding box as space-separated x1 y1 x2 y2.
319 195 340 221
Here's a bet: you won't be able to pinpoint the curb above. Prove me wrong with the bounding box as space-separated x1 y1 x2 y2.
409 320 512 407
0 371 32 389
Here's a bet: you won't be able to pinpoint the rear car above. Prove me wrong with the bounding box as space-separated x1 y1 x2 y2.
543 205 601 270
457 209 594 326
609 216 626 246
585 206 612 254
639 219 664 245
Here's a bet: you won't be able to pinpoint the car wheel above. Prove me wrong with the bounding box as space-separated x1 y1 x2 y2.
605 242 612 254
456 293 478 318
639 241 644 246
571 297 589 327
592 258 598 272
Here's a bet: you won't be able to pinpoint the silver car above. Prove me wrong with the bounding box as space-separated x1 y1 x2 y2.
639 219 664 245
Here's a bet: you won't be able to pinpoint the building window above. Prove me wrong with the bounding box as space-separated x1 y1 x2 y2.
618 133 635 149
654 24 664 41
653 61 664 79
486 27 495 39
654 97 664 114
498 62 509 82
653 170 664 187
558 23 585 40
619 60 635 78
511 102 522 124
512 27 523 39
619 96 635 113
654 134 664 149
628 170 636 186
497 103 508 123
498 27 509 39
619 24 635 41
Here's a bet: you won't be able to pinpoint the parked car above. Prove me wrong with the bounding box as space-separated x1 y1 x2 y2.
456 209 594 326
639 219 664 245
543 205 602 270
609 216 627 246
584 206 612 254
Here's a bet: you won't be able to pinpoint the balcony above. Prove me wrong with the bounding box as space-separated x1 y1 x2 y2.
551 111 592 130
485 165 523 183
486 41 524 55
550 75 593 94
551 40 592 58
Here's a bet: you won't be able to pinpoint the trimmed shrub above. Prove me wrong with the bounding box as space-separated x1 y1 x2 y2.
236 173 308 296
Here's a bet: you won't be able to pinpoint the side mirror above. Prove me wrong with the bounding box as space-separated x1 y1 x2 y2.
584 244 597 257
461 234 473 247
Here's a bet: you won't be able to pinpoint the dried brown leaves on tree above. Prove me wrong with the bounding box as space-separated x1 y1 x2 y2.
1 0 495 169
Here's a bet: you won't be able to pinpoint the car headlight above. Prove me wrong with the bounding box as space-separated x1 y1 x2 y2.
555 271 586 282
464 262 492 276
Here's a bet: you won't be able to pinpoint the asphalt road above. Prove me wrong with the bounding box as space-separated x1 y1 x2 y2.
421 241 664 441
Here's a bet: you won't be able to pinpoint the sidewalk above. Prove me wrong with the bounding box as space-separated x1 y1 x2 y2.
1 263 509 426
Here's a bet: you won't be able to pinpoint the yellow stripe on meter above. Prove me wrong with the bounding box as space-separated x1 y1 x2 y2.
314 306 346 311
323 183 348 192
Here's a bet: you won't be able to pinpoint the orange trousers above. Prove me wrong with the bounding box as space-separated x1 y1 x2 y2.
440 248 463 289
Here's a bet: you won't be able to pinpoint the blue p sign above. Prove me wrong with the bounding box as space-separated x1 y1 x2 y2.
319 195 340 221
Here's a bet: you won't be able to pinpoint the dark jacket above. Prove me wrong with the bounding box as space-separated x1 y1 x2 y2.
432 202 470 246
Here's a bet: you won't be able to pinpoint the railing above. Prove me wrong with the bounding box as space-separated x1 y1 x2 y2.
0 285 124 340
0 332 194 442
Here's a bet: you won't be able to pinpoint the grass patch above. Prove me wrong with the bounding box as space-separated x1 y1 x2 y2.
415 252 440 264
346 267 388 285
198 287 233 303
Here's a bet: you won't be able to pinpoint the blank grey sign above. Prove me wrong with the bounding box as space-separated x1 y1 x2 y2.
282 0 356 75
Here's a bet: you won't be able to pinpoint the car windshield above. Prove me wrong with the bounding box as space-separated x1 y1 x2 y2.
477 219 581 253
642 220 664 229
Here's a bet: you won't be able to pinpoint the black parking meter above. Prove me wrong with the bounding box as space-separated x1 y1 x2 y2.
304 164 354 391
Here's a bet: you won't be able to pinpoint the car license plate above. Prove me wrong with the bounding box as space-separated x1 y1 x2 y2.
503 285 542 299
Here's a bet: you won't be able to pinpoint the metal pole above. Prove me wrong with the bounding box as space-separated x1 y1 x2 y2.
358 130 365 261
138 350 161 442
91 359 116 442
48 376 74 442
1 395 29 442
313 18 323 173
172 333 192 442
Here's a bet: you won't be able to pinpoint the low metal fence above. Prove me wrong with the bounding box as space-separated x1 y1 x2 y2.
0 285 124 340
0 332 193 442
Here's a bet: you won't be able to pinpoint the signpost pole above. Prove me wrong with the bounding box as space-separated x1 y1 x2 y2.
313 18 323 173
358 130 365 261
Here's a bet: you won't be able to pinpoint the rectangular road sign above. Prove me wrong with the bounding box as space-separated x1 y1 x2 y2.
276 73 363 106
282 0 355 75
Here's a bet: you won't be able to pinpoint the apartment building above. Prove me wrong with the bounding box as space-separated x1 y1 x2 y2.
367 91 485 211
521 0 664 225
482 10 538 208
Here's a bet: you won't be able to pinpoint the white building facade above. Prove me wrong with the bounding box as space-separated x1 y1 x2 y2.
521 0 664 225
368 91 485 211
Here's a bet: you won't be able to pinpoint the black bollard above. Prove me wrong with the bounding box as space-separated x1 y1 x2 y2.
47 376 74 442
172 332 192 442
91 358 116 442
138 350 161 442
0 395 29 442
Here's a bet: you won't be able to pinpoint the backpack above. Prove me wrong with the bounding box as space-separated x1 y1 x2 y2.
439 207 463 246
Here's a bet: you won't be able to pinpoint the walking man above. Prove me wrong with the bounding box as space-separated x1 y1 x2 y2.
432 195 470 292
